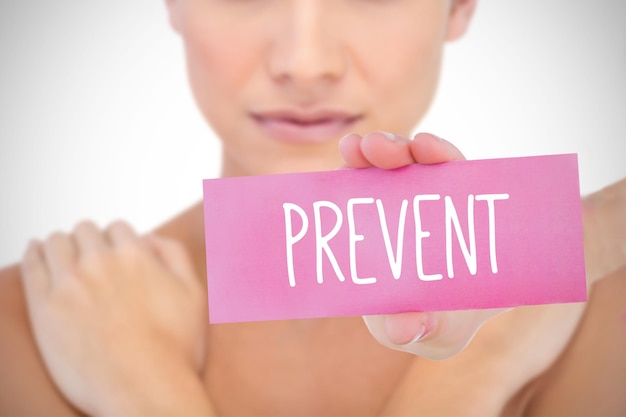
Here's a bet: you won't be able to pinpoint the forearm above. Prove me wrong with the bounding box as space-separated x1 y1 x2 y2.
96 361 216 417
0 264 82 416
380 355 516 417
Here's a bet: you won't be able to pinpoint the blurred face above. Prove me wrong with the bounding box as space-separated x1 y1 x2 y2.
167 0 475 176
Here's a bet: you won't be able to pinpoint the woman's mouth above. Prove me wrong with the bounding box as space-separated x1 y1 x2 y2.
251 110 362 144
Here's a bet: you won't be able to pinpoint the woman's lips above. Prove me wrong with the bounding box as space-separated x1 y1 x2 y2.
251 112 362 144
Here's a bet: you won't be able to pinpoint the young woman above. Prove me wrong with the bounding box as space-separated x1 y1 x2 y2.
1 1 625 415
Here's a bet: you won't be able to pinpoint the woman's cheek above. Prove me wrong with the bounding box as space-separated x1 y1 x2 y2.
182 30 246 123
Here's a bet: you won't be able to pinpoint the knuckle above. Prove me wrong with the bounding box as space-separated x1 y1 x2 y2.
79 249 112 275
116 240 145 259
112 240 151 270
57 264 83 285
78 242 148 276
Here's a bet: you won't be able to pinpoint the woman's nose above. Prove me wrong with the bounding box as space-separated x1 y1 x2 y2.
266 0 346 91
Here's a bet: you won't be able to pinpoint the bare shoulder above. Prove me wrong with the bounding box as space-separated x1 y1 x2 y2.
153 201 208 281
0 263 81 416
507 267 626 416
0 202 205 416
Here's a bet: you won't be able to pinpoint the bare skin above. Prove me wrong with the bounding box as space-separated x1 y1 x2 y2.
1 137 625 416
2 0 625 414
1 204 625 416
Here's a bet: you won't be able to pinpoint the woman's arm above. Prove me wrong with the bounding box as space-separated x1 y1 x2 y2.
18 221 214 416
0 264 81 416
343 132 626 416
378 237 626 416
0 209 212 416
524 266 626 416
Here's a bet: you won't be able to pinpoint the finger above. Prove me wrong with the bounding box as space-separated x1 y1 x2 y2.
42 232 77 287
383 312 436 345
338 133 370 168
410 132 466 164
364 312 467 360
73 220 108 256
144 234 199 289
106 220 140 247
360 132 417 169
363 313 438 353
364 308 508 360
20 240 50 298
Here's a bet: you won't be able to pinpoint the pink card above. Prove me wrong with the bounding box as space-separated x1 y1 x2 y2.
203 154 586 324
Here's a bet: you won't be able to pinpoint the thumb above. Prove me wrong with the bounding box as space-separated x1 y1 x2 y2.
364 308 508 360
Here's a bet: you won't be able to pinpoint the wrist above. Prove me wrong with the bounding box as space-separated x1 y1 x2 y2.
381 356 514 417
428 356 515 415
96 361 215 417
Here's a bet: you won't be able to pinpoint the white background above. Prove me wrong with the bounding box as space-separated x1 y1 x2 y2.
1 0 625 266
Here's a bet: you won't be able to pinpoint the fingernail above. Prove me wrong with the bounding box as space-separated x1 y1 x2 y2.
404 323 427 345
384 313 431 345
380 131 397 141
